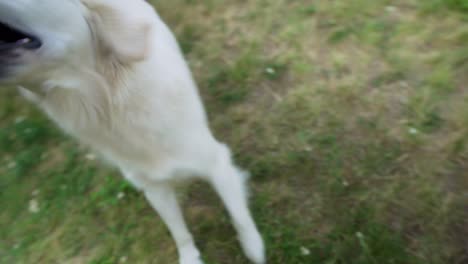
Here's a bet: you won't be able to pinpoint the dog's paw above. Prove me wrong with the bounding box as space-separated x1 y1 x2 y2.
179 244 204 264
239 230 266 264
179 256 204 264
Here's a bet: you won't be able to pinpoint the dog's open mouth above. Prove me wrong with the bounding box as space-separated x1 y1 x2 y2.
0 21 41 52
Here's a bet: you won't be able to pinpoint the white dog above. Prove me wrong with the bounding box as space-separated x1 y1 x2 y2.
0 0 265 263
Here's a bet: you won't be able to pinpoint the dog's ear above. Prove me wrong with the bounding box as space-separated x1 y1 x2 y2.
82 0 154 63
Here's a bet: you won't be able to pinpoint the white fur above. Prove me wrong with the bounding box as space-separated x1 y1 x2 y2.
0 0 265 263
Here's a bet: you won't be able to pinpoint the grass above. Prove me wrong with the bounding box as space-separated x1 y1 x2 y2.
1 0 468 263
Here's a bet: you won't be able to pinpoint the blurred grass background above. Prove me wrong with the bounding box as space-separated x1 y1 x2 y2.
1 0 468 263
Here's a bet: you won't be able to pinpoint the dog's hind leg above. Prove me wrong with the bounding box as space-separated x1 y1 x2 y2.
144 182 203 264
206 144 266 264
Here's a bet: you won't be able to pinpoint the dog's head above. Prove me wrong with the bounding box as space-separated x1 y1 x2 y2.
0 0 155 84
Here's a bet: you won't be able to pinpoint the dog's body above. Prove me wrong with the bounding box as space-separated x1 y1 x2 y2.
0 0 265 263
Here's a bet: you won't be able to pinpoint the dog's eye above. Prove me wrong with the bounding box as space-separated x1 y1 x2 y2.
0 21 41 50
0 22 27 43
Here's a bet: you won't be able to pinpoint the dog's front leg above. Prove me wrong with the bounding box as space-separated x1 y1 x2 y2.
145 182 203 264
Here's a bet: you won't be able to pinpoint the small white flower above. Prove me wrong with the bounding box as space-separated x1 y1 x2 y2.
28 199 40 213
15 116 26 124
265 67 276 75
119 256 128 263
117 192 125 200
300 246 311 256
356 231 364 239
408 127 419 135
385 6 397 13
342 180 349 187
85 153 96 161
7 162 16 169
